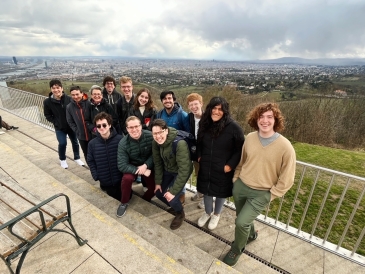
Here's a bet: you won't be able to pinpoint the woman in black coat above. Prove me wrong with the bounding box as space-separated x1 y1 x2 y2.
196 97 244 230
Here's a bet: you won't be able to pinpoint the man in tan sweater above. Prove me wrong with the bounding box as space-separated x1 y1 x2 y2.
223 102 296 267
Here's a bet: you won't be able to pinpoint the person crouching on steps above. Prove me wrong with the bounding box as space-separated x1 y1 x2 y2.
151 119 193 230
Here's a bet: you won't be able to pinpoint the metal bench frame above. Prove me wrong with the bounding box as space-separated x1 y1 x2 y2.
0 193 87 274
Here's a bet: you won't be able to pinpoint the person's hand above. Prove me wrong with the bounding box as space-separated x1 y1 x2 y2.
136 164 147 175
164 191 175 202
198 157 201 162
144 169 151 177
224 165 231 173
154 185 162 193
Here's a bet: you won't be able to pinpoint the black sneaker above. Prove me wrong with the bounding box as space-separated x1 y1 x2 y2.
11 126 19 130
116 203 128 217
246 231 258 245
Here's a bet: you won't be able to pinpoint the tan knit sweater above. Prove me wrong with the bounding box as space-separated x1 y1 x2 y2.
233 132 296 200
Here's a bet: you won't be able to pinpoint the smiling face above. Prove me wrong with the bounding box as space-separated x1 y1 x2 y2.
126 118 142 140
211 104 224 122
188 99 203 116
121 81 133 99
51 84 63 100
104 81 115 94
95 118 111 139
137 91 149 107
257 110 275 137
91 89 102 104
152 126 168 145
70 89 83 103
162 94 174 111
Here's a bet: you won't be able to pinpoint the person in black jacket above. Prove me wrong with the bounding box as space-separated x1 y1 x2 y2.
187 93 204 206
43 79 84 169
86 85 119 138
66 86 91 159
102 76 122 114
116 76 135 135
129 88 157 130
196 97 245 230
87 112 123 200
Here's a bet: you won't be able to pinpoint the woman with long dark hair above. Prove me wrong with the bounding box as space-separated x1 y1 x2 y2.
196 97 245 230
129 88 157 130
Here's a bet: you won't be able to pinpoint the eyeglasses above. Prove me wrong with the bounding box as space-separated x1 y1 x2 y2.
121 85 132 89
96 123 108 129
152 129 166 137
126 125 141 130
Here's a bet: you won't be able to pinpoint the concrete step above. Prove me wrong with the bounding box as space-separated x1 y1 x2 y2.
0 139 192 273
0 127 243 273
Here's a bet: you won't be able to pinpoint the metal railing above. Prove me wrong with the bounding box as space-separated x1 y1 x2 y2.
1 85 364 266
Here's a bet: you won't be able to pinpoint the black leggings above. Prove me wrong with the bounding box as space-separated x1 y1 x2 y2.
78 139 89 159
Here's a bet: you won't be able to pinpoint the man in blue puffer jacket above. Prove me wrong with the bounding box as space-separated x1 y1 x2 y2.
87 112 123 200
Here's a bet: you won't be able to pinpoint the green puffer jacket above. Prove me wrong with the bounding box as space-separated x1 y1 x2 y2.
152 127 193 195
117 130 154 174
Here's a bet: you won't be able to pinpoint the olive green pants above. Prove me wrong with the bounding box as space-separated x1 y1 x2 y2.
231 178 271 253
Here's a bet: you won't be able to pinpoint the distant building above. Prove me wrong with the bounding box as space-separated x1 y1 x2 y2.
334 90 347 97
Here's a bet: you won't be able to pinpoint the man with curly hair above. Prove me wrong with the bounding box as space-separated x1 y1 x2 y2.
223 102 296 267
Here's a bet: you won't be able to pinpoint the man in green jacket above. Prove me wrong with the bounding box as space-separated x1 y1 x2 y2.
117 116 155 217
151 119 193 230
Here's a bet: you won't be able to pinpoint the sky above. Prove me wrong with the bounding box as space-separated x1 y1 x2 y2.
1 0 365 61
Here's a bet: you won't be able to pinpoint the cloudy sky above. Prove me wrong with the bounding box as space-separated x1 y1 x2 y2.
1 0 364 61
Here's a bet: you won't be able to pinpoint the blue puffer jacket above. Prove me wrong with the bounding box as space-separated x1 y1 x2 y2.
87 128 123 187
156 103 190 132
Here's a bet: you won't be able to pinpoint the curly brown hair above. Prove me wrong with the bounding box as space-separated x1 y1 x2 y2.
247 102 285 132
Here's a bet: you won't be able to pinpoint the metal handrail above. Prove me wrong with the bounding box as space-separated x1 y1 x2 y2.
1 85 364 266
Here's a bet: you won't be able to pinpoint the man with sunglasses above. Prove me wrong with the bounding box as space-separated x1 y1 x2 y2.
116 116 156 217
87 112 123 200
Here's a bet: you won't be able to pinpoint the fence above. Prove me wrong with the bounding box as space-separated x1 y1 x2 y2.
1 85 364 266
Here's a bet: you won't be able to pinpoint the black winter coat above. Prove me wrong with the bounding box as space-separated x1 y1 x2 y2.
116 94 135 135
43 92 72 132
102 88 122 114
66 95 91 141
86 98 119 135
129 107 157 130
87 128 123 187
197 119 245 198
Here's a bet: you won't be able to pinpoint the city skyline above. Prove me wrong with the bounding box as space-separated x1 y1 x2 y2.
1 0 365 61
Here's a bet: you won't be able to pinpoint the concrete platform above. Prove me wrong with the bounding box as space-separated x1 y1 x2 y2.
0 110 364 274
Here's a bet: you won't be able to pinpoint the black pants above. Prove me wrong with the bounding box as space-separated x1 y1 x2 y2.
78 139 89 159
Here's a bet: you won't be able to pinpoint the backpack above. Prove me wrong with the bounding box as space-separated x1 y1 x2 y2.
171 130 197 161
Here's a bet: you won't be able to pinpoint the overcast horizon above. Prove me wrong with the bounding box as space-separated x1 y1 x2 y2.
1 0 364 61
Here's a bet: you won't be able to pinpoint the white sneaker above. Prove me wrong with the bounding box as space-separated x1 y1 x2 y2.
198 200 205 209
198 213 211 227
60 160 68 169
208 214 220 230
74 159 85 166
0 130 5 135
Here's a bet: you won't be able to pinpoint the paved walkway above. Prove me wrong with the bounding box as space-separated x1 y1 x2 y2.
0 111 364 273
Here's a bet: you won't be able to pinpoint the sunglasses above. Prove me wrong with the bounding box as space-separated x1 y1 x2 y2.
96 123 108 129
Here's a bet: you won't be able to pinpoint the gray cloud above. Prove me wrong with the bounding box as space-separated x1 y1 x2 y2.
1 0 364 60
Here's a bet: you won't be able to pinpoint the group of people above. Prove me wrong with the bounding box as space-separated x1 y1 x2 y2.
42 76 296 267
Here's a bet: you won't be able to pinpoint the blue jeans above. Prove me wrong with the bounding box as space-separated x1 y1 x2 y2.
55 129 80 161
155 170 184 212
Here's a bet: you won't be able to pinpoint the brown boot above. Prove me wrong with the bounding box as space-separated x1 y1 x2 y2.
170 210 185 230
179 193 185 206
